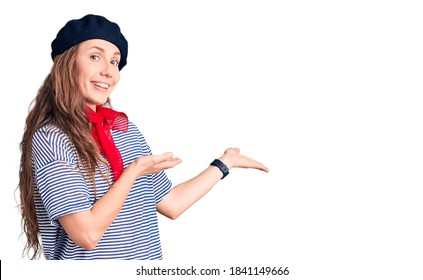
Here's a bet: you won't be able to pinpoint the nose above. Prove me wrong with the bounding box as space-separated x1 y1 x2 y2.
100 62 113 78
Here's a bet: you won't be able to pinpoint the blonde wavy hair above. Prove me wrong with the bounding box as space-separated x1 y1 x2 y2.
18 44 109 259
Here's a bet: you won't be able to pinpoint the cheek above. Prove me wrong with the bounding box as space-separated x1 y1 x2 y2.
76 69 89 85
76 72 91 95
113 73 121 85
78 79 89 92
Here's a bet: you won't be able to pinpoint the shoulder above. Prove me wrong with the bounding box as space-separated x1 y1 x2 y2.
33 124 73 147
124 119 146 140
32 124 77 165
127 120 141 132
33 123 65 141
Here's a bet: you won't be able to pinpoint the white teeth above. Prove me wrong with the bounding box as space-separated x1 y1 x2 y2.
93 82 109 89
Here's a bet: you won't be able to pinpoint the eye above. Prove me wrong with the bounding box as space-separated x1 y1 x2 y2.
111 59 119 66
90 55 100 61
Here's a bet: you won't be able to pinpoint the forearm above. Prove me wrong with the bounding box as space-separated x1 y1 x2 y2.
59 163 138 250
157 161 226 219
90 164 138 231
156 148 268 220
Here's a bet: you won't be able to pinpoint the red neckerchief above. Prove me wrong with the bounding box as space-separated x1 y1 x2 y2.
85 105 128 181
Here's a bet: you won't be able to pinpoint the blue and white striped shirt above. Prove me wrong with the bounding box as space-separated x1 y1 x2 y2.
31 121 172 259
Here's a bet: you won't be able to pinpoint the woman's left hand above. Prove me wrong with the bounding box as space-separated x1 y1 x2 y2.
219 147 269 172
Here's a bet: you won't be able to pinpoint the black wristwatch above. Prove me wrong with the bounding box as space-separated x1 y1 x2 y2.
210 159 229 179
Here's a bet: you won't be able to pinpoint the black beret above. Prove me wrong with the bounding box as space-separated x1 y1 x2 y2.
51 14 128 70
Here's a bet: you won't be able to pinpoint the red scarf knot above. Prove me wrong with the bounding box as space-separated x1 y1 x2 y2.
85 105 128 181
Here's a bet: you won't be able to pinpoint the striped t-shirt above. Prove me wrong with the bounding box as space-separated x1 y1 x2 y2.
31 121 172 259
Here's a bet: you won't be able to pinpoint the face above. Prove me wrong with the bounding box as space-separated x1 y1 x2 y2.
76 39 121 110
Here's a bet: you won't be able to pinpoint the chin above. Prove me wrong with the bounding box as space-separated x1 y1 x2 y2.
94 98 110 106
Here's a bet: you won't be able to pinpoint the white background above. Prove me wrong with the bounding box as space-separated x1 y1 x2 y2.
1 0 422 279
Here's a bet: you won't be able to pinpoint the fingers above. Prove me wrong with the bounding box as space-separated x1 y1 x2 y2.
256 162 269 173
154 156 182 171
149 152 182 172
243 157 269 172
131 152 182 177
223 147 269 173
152 152 174 163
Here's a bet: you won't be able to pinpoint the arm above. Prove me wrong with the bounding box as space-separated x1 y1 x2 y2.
156 148 268 220
58 152 181 250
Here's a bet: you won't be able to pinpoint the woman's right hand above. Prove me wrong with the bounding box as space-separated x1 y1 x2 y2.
129 152 182 178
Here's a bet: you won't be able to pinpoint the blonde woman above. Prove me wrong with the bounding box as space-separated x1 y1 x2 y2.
18 14 268 260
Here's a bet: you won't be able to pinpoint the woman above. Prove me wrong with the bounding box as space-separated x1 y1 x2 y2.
18 14 268 260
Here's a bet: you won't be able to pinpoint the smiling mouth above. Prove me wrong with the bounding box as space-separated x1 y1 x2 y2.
92 82 110 89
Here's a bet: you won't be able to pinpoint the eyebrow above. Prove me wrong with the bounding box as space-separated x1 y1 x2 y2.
89 46 121 56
